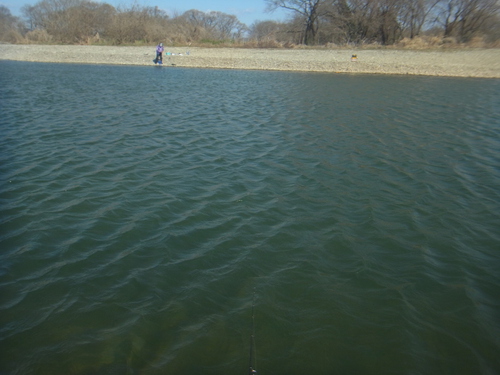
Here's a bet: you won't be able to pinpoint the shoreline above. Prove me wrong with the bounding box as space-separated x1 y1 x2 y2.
1 44 499 78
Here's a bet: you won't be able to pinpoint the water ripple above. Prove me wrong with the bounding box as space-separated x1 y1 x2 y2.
1 62 499 374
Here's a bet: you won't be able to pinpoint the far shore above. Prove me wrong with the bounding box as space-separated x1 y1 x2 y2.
1 44 499 78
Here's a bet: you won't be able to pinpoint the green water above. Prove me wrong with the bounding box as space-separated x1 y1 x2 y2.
0 61 499 374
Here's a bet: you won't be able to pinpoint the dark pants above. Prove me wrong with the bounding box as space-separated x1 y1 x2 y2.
154 52 162 63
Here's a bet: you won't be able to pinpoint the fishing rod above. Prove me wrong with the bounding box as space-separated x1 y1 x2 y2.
248 289 257 375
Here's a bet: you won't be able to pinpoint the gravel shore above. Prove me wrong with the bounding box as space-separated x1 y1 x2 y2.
1 44 499 78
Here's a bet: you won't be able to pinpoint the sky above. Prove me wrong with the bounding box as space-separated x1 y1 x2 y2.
4 0 290 26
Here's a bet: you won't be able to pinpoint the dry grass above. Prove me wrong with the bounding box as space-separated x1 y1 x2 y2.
396 36 445 49
395 35 500 49
9 34 500 50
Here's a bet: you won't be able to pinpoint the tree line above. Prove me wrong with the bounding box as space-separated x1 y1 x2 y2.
0 0 499 46
262 0 500 45
1 1 247 45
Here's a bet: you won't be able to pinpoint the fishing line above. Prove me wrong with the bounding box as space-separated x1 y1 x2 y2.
248 288 257 375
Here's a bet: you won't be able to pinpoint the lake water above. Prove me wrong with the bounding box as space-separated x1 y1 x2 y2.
0 61 499 375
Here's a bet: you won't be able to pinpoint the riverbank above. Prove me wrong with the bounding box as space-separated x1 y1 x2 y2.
1 44 499 78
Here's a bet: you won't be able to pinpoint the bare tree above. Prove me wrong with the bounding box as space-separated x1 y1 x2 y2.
21 5 38 30
24 0 84 30
209 11 247 39
249 20 300 45
107 4 149 44
63 2 115 42
249 20 282 40
21 0 116 42
180 9 246 41
265 0 334 44
0 6 24 42
398 0 439 38
321 0 398 44
376 0 402 44
436 0 500 41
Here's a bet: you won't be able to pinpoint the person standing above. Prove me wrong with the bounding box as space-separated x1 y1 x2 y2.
154 43 164 64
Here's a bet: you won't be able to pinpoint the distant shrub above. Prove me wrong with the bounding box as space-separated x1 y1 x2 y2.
396 36 443 49
1 30 25 43
257 39 284 48
25 29 53 43
465 36 486 48
441 37 457 45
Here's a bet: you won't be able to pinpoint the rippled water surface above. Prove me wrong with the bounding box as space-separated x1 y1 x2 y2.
1 61 499 375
